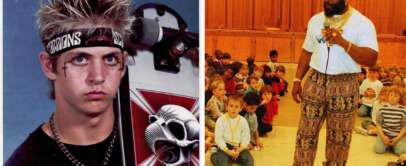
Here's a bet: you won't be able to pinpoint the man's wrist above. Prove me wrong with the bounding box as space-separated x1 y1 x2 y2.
293 78 302 83
338 39 349 50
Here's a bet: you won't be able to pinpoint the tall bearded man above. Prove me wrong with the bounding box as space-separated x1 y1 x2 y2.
291 0 378 165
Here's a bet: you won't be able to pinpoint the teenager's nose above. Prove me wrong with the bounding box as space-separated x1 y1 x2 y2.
86 60 106 85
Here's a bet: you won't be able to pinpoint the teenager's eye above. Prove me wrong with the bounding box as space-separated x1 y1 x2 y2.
71 56 88 66
104 55 119 66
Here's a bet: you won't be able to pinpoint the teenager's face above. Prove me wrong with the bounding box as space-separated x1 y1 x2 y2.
324 0 346 17
226 99 242 118
48 47 126 116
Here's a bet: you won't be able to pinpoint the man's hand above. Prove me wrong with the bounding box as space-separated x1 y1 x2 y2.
323 28 346 47
292 82 302 103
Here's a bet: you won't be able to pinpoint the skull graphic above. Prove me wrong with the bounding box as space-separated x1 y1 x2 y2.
145 104 199 166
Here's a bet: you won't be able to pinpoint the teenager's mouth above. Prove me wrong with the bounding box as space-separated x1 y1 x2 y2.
85 91 107 100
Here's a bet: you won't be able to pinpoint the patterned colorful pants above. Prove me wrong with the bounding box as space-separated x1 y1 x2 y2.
293 69 359 166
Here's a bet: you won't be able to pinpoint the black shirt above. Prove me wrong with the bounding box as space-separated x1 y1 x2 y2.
6 125 122 166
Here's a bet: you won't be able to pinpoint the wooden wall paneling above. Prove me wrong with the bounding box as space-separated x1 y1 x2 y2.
293 34 305 63
394 41 406 67
378 40 397 67
255 35 293 63
251 37 257 59
393 39 405 67
205 35 215 56
255 37 274 62
376 37 406 67
253 0 290 31
393 0 406 36
216 35 252 61
290 0 314 32
205 0 226 29
206 0 406 65
226 0 254 29
272 37 294 63
398 41 406 67
337 0 395 34
253 0 281 30
311 0 324 16
280 0 291 31
361 0 393 34
206 0 406 35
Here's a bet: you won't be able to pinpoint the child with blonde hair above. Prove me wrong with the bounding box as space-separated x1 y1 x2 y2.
206 79 227 132
211 95 253 166
375 87 406 155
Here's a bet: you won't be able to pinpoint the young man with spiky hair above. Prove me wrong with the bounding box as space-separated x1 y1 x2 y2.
6 0 132 165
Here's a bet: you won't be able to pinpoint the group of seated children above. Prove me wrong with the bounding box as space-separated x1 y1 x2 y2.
355 66 406 165
205 49 288 165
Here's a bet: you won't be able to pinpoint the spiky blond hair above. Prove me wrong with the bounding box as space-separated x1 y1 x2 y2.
37 0 132 42
37 0 132 100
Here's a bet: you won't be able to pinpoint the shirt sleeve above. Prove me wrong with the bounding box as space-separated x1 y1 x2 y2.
357 20 379 52
240 117 251 149
215 116 228 151
302 18 316 53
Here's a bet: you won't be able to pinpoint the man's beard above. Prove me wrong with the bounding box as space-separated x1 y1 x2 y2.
324 0 346 17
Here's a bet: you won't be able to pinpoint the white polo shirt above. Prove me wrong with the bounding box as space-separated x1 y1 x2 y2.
303 9 379 75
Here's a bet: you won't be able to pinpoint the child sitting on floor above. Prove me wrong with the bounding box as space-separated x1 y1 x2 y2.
375 86 406 156
206 79 227 136
355 86 389 136
211 95 254 166
359 66 383 117
256 85 274 136
241 92 263 150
